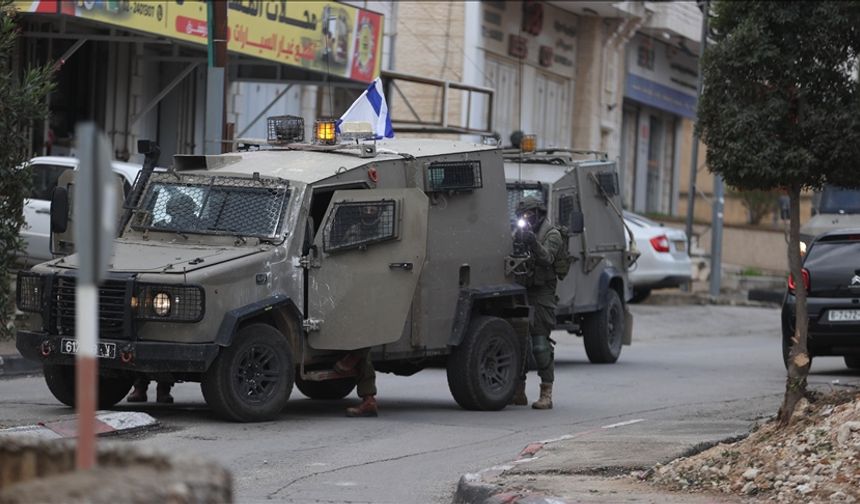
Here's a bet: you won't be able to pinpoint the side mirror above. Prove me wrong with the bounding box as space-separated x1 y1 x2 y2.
50 186 69 234
569 211 584 234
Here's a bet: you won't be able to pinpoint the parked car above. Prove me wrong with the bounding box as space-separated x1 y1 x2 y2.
623 211 692 302
781 228 860 370
799 185 860 254
20 156 142 263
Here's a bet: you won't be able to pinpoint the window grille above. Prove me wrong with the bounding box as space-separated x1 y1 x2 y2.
426 160 482 192
557 194 574 228
596 172 619 196
324 200 397 253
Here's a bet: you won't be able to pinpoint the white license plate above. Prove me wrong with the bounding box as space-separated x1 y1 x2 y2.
60 339 117 359
827 309 860 322
673 240 686 252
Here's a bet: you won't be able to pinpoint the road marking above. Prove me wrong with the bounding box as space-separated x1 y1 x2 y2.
601 418 645 429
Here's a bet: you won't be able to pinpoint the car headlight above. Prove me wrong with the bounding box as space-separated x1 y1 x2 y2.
152 292 171 316
136 284 204 322
16 272 43 313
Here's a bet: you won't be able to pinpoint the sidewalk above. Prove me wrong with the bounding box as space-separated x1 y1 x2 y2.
0 337 41 378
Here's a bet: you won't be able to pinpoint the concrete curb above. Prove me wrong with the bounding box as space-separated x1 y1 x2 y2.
0 411 159 440
0 353 41 378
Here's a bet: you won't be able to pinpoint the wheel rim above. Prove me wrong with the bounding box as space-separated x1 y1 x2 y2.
232 344 281 404
607 303 622 352
479 334 515 395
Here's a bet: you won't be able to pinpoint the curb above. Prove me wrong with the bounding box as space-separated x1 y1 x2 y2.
0 411 159 440
0 353 42 378
454 440 566 504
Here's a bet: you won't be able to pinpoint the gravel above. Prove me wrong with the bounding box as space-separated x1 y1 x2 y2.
634 390 860 503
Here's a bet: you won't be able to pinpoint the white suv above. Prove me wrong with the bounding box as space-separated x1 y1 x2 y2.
20 156 143 263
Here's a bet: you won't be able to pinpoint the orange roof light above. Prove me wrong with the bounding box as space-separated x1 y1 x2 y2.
521 134 537 153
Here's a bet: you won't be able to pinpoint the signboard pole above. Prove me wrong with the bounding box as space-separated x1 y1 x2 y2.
74 123 116 471
204 0 227 155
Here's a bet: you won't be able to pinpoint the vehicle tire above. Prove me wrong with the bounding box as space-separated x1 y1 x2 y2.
295 374 355 400
583 289 624 364
845 356 860 369
201 323 293 422
446 316 521 411
43 364 134 409
630 288 651 304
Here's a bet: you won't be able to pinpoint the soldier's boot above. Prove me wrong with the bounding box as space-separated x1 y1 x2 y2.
509 379 528 406
334 353 363 374
346 395 378 417
127 382 148 403
156 382 174 404
531 383 553 410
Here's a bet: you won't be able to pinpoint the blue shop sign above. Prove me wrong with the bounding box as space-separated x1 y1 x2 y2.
625 73 697 118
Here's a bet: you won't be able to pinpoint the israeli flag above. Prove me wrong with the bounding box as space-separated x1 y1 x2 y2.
338 77 394 139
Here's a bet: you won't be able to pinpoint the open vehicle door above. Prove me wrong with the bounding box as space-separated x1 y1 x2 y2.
308 188 429 350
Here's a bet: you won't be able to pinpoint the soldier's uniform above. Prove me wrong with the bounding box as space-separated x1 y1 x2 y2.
513 197 564 409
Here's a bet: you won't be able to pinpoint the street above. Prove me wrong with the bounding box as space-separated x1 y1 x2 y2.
2 303 858 503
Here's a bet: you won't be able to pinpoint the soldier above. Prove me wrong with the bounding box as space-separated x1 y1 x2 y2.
511 196 564 410
333 204 387 417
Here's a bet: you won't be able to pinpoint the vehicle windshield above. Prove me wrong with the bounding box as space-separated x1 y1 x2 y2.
506 184 546 227
818 185 860 215
129 172 290 239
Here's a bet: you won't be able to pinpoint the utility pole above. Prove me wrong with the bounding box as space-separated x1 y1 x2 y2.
684 0 709 286
204 0 228 154
710 172 725 298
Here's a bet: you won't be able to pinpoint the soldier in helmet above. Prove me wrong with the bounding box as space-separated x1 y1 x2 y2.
512 196 564 409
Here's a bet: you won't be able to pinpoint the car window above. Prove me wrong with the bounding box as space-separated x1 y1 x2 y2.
819 186 860 214
28 164 69 201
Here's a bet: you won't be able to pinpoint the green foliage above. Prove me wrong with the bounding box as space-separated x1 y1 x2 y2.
698 1 860 191
732 188 779 225
0 0 55 337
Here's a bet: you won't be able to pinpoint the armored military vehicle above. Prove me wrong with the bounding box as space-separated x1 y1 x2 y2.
504 147 634 364
16 118 530 422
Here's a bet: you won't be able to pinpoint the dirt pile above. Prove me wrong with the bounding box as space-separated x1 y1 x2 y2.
640 390 860 503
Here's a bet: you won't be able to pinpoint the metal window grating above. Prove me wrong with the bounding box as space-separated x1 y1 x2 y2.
136 284 205 322
267 115 304 144
427 160 483 192
16 272 44 313
132 173 290 239
596 172 619 196
558 194 574 228
324 200 397 253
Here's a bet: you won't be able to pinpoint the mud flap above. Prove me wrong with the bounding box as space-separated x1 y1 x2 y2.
623 307 633 345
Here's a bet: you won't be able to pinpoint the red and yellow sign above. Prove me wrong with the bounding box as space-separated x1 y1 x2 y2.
14 1 384 83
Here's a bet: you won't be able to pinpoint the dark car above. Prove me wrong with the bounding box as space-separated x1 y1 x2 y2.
782 228 860 370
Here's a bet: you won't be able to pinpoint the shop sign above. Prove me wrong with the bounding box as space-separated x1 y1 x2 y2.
13 0 384 83
624 33 698 118
481 0 577 78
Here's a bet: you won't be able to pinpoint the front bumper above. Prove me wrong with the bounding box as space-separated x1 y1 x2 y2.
16 331 220 373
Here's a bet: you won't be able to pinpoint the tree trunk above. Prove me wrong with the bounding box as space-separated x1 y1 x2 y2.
777 183 810 426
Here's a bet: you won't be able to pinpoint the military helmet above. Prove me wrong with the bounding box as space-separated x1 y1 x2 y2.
516 196 547 215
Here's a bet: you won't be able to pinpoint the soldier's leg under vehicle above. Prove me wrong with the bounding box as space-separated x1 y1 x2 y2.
43 364 134 409
582 288 624 364
201 323 294 422
354 349 377 397
447 316 521 411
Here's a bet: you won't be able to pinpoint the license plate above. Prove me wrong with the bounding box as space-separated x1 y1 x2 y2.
673 240 686 253
60 339 117 359
827 309 860 322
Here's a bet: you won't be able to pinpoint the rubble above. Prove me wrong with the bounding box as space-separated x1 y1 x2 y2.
641 390 860 503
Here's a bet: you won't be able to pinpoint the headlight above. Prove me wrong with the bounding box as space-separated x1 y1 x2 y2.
16 273 43 313
152 292 171 316
136 284 204 322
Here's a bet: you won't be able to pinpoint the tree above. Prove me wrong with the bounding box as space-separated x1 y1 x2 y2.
0 0 55 338
698 1 860 425
734 189 779 225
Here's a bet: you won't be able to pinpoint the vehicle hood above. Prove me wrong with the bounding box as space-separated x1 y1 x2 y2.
51 241 266 273
800 214 860 241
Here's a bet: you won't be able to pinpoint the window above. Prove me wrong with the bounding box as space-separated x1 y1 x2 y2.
557 194 574 228
426 160 482 192
324 200 397 253
28 164 69 200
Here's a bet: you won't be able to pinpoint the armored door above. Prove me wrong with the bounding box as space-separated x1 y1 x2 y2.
308 188 429 350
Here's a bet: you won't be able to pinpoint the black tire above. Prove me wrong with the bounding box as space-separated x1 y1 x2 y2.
447 316 521 411
845 356 860 369
201 323 293 422
295 374 355 400
43 364 134 409
629 288 652 304
583 289 624 364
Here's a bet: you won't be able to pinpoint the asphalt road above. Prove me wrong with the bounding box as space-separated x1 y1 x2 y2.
2 304 859 503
